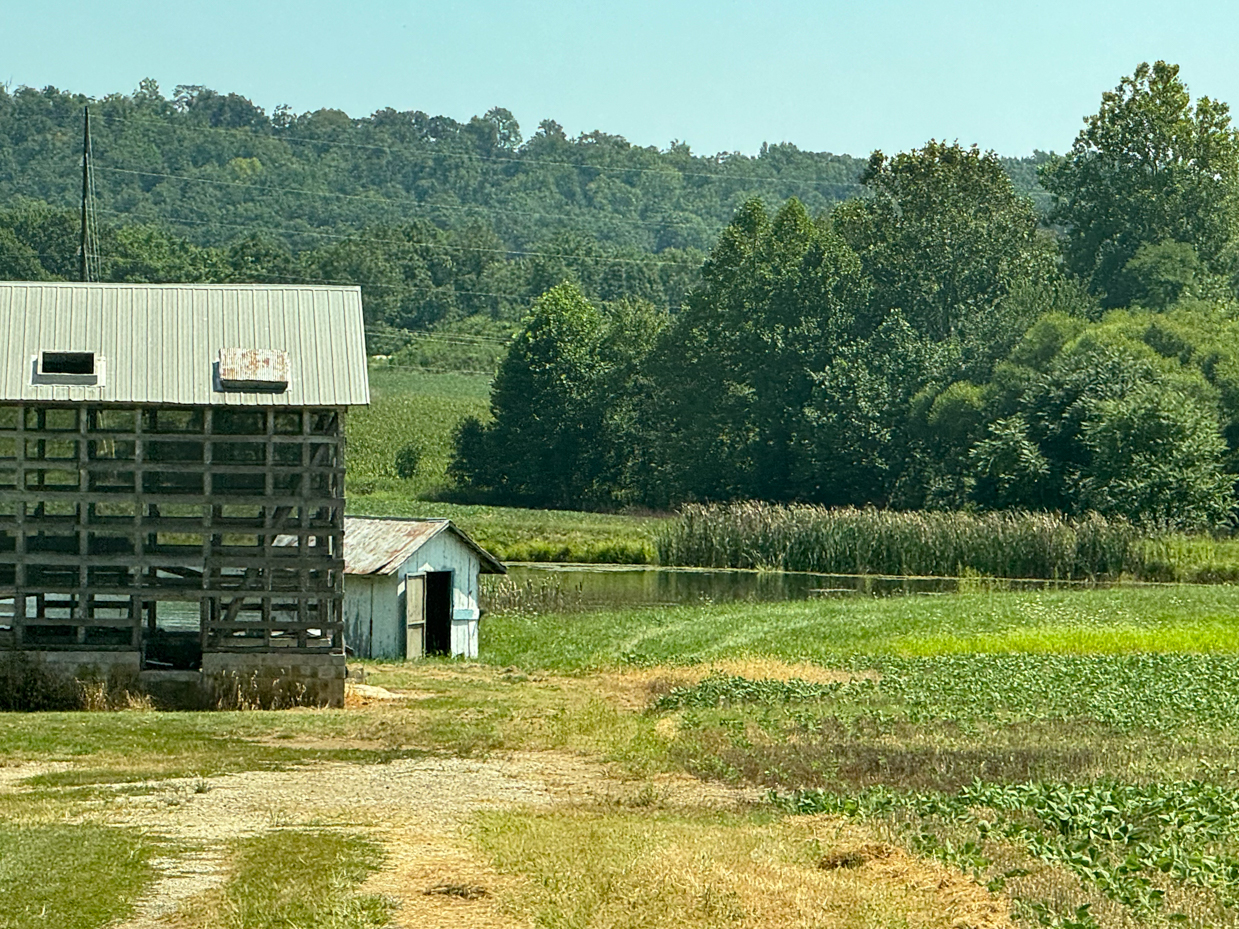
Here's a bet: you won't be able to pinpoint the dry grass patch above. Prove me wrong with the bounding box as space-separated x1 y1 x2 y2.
474 807 1011 929
363 823 525 929
598 659 877 711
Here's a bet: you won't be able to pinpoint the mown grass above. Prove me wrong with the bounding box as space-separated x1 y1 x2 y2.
480 583 1239 670
174 830 391 929
0 709 424 786
347 497 661 563
0 824 155 929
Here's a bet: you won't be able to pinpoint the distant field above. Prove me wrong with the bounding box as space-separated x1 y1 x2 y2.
346 365 491 500
345 365 663 561
346 498 661 563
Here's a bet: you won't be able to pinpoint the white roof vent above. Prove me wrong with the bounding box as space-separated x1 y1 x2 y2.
216 348 290 392
32 351 104 386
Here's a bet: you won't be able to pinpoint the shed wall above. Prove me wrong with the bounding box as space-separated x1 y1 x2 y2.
343 531 481 660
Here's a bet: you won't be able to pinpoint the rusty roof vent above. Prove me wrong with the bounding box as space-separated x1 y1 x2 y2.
216 348 290 392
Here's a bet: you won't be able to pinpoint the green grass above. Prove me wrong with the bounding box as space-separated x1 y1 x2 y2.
0 710 424 785
479 583 1239 670
347 497 662 563
346 366 490 500
175 830 391 929
0 825 155 929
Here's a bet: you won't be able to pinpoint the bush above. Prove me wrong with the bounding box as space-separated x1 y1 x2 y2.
0 653 82 711
394 442 422 479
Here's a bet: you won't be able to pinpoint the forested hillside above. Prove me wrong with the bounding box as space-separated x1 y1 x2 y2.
0 79 1049 340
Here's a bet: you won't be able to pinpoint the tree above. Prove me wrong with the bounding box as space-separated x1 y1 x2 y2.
1042 61 1239 306
451 283 610 508
0 228 51 281
483 107 522 150
640 199 870 504
1120 241 1208 310
833 141 1054 343
1079 384 1233 529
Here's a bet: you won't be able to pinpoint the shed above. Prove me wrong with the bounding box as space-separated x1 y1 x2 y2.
342 517 505 660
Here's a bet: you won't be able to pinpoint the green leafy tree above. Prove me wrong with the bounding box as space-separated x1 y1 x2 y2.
1080 383 1233 528
640 199 869 504
0 227 52 280
1042 61 1239 306
450 283 610 508
833 140 1054 343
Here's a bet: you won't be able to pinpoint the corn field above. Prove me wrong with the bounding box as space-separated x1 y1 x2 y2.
656 502 1140 579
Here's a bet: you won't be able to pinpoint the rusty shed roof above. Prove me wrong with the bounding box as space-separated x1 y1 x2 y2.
0 282 369 406
343 517 506 576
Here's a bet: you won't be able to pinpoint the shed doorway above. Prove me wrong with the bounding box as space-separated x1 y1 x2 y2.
425 571 452 655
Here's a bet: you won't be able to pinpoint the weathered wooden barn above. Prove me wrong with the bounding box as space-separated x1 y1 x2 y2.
0 281 369 706
342 517 505 660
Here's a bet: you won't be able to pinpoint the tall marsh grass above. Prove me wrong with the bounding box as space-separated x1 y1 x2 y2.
656 503 1140 579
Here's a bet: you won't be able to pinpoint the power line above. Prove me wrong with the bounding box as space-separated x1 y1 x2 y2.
91 110 865 191
369 361 499 376
92 165 703 230
93 206 700 267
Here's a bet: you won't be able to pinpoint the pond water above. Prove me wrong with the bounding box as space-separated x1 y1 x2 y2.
484 564 1096 612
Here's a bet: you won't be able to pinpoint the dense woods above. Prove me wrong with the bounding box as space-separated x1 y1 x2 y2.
0 78 1048 342
455 62 1239 529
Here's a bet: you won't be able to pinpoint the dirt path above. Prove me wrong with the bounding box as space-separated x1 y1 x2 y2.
13 750 746 928
97 753 601 927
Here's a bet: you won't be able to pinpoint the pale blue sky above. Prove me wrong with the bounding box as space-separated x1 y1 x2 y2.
2 0 1237 158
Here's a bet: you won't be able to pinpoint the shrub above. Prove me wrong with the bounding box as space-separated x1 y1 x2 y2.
393 442 422 479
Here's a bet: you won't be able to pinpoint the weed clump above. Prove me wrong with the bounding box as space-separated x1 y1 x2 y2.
0 654 147 711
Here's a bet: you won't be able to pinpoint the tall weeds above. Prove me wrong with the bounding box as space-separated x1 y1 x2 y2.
656 503 1139 579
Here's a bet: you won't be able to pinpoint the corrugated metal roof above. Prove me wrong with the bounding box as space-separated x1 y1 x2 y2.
0 282 369 406
344 517 506 576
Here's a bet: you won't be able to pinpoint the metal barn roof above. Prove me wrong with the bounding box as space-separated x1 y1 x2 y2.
0 282 370 406
344 517 507 576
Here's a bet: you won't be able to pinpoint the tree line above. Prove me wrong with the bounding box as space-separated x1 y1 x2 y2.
0 78 1048 342
453 62 1239 530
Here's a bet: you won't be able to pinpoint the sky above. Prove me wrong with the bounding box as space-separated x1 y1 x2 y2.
3 0 1239 158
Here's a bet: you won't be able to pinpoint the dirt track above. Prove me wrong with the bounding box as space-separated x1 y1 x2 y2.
0 750 751 929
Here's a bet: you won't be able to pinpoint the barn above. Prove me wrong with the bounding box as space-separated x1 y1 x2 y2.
342 517 505 660
0 281 369 706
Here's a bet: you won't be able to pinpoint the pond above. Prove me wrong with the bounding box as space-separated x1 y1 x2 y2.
482 564 1097 613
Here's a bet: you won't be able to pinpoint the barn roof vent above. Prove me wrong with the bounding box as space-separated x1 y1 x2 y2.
216 348 290 392
32 351 103 386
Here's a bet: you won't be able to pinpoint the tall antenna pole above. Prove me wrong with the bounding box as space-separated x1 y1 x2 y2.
79 106 90 282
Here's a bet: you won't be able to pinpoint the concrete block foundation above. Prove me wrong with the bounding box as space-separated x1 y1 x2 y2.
202 653 347 709
7 650 346 710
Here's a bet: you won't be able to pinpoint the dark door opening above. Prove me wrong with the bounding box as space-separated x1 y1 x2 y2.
142 601 203 670
425 571 452 656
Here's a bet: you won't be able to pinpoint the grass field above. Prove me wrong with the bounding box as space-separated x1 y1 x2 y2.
6 585 1239 926
347 365 662 562
346 366 491 500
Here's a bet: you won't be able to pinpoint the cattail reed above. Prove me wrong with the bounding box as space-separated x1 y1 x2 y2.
656 503 1139 580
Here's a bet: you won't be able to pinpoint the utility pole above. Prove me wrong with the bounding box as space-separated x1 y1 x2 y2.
79 106 90 282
